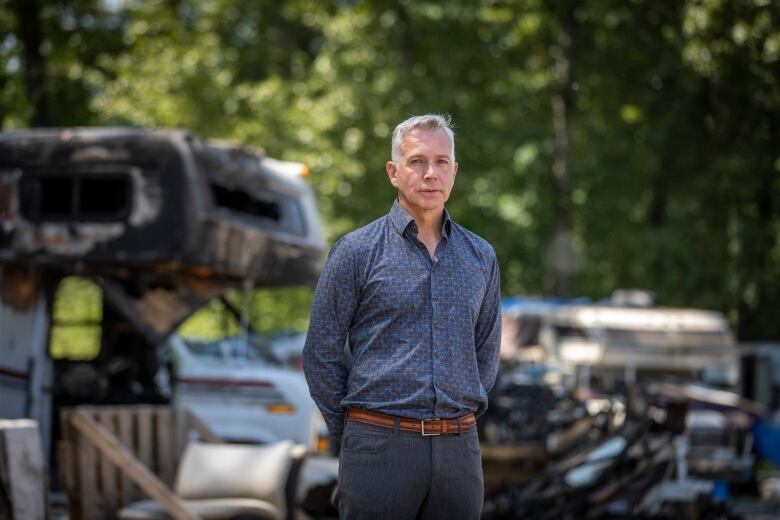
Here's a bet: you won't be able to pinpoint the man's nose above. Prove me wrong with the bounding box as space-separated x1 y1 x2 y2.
423 163 437 179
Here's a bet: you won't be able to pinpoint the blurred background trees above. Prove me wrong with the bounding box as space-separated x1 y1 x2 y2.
2 0 778 342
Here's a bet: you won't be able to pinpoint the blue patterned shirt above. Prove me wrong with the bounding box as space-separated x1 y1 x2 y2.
302 199 502 444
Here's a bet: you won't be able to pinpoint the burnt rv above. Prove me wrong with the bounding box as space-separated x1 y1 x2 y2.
0 128 325 455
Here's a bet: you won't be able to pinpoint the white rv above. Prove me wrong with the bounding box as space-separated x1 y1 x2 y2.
501 292 738 390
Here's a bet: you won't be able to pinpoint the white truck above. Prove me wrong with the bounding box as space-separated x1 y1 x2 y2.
166 334 329 450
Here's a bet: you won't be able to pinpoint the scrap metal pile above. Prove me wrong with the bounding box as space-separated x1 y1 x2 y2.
479 372 588 445
480 373 773 520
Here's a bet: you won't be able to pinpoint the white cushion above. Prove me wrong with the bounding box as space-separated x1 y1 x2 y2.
174 441 295 513
118 498 283 520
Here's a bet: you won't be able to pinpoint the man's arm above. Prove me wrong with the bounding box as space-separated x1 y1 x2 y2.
302 237 359 448
474 251 502 416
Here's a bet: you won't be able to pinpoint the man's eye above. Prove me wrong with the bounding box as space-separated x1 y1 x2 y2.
410 159 422 165
437 160 448 165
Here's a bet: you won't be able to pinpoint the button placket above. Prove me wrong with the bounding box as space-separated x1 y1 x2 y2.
432 268 447 416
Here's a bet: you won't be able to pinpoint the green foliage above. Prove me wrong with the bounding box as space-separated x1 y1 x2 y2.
50 276 102 360
3 0 779 340
1 0 127 127
177 286 313 340
49 276 312 350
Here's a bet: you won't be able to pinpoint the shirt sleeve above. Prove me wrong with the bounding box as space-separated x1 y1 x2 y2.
302 236 359 448
474 250 501 416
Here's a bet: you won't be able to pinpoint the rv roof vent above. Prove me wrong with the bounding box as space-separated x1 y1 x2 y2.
611 289 655 307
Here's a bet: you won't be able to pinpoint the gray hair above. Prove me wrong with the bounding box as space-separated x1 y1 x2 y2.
391 114 455 163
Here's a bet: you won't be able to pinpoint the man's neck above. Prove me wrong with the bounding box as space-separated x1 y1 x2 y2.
399 199 443 234
398 198 444 256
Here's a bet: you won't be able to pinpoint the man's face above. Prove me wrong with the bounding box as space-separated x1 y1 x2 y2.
386 128 458 216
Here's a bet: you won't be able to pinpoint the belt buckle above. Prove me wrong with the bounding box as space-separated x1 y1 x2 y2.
421 419 442 436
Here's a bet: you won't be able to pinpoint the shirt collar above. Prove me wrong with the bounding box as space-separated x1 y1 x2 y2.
388 199 452 238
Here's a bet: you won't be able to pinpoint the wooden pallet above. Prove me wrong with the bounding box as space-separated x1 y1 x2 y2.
58 405 220 520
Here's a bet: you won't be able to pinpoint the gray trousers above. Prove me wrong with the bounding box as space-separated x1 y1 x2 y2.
336 419 484 519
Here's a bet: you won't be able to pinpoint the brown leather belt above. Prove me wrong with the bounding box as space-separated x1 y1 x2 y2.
346 408 476 436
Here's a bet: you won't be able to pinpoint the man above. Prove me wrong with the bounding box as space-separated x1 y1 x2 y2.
303 114 501 519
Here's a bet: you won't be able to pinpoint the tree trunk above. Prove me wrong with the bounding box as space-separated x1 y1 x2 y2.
11 0 51 127
547 0 577 296
737 113 779 340
394 4 415 85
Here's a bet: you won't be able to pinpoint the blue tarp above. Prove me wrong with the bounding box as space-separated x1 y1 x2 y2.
501 296 592 314
753 419 780 467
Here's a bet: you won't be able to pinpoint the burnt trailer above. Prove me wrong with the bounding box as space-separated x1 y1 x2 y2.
0 128 325 456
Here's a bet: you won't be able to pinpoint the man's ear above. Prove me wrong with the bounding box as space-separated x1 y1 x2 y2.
386 161 399 188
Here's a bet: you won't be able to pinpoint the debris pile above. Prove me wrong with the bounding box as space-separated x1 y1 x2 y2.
480 379 584 445
480 378 774 519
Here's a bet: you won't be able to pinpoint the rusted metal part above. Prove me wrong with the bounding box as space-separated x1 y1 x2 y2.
201 219 322 286
0 265 41 311
0 168 20 235
101 274 226 343
14 223 127 256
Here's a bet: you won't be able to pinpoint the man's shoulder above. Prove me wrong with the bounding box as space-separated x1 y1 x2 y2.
329 214 388 256
450 221 497 261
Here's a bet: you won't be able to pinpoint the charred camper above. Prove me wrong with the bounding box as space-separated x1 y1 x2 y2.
501 292 738 390
0 128 325 454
